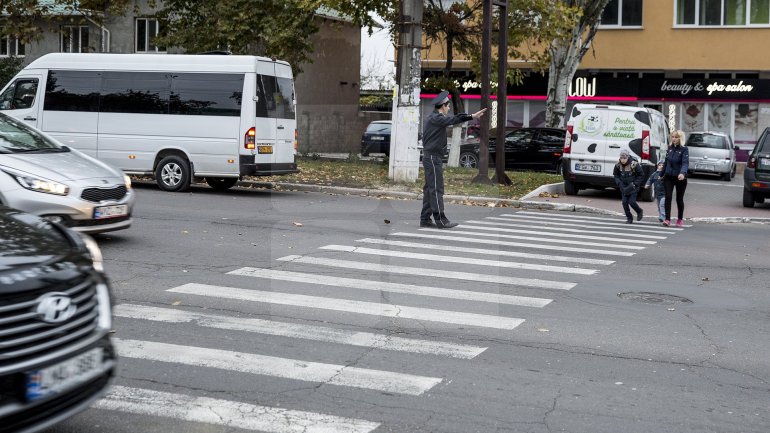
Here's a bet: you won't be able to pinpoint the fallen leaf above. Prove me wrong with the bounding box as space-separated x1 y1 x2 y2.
487 202 496 207
383 219 391 224
667 308 676 311
293 221 303 227
172 300 181 306
702 277 709 281
181 230 188 234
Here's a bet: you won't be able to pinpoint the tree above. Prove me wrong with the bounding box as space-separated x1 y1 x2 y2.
543 0 611 127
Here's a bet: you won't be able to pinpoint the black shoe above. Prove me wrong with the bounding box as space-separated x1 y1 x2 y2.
420 220 435 228
637 209 644 221
626 219 633 224
435 220 459 229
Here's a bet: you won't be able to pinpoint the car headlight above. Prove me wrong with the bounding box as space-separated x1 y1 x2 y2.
95 283 113 330
81 234 104 272
14 174 69 196
124 174 132 189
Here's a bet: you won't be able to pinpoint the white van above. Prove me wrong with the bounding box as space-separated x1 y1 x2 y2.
0 53 298 192
562 104 670 201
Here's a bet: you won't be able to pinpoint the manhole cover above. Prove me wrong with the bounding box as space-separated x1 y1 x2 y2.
618 292 693 305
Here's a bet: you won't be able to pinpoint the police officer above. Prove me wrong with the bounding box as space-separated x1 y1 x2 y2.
421 91 488 228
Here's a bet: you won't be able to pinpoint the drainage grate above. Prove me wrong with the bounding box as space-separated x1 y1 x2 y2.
618 292 693 305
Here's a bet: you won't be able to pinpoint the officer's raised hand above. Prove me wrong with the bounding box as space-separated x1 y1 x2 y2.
472 108 488 119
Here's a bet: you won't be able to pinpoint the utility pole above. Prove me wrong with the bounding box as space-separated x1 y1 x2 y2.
472 0 493 185
389 0 423 182
493 0 511 185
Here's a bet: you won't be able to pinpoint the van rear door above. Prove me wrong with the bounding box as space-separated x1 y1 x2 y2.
569 105 609 176
254 60 278 163
272 62 296 166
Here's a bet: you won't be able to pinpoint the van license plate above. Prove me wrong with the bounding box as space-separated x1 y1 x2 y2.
371 136 384 141
575 163 601 172
94 204 128 219
258 146 273 154
26 348 104 402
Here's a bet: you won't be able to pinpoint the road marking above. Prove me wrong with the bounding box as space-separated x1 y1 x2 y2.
458 224 658 245
390 232 636 257
114 304 487 359
114 338 442 396
95 386 380 433
319 245 598 275
471 219 667 240
168 283 529 329
228 267 552 308
689 180 742 188
355 238 615 265
417 228 645 250
488 215 681 234
510 211 692 228
275 255 576 290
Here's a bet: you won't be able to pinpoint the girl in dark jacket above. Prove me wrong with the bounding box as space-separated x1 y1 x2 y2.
613 149 644 223
662 130 689 227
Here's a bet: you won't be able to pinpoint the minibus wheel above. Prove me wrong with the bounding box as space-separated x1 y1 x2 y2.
156 155 191 192
206 177 238 191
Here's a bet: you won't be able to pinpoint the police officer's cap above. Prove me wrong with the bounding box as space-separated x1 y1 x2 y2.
431 91 450 107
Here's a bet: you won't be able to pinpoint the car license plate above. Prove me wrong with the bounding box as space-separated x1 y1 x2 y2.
94 204 128 219
759 158 770 168
258 145 273 154
575 163 601 172
696 164 715 172
26 348 104 402
371 136 384 141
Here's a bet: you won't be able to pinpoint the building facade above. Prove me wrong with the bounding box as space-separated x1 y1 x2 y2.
2 1 374 153
421 0 770 154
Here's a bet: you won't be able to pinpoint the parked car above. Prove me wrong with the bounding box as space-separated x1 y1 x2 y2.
0 113 134 234
743 127 770 207
0 206 116 433
458 127 566 174
685 131 736 181
361 120 391 156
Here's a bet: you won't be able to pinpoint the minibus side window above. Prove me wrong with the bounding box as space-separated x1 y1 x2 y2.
101 71 170 114
44 71 100 112
170 73 243 117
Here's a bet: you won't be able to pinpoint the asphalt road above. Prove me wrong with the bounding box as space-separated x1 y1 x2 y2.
50 183 770 433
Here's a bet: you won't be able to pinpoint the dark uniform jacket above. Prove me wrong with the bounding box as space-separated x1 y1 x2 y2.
613 159 644 196
422 110 473 155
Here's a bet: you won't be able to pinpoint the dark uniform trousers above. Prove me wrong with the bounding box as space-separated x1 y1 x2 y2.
421 153 445 222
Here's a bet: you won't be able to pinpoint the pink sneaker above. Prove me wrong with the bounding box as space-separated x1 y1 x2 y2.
663 219 670 226
676 219 683 227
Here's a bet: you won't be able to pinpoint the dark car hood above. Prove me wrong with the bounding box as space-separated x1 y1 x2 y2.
0 208 72 271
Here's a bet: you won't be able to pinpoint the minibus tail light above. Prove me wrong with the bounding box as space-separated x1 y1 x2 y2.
245 127 256 150
564 125 573 154
641 130 650 160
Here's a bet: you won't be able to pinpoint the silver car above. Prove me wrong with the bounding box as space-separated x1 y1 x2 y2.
0 113 134 233
685 131 737 181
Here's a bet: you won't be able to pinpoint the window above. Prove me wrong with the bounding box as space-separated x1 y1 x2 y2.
136 18 166 53
61 26 89 53
1 34 25 57
44 71 100 112
677 0 770 25
0 79 38 110
256 75 295 119
601 0 643 26
170 73 243 116
101 72 170 114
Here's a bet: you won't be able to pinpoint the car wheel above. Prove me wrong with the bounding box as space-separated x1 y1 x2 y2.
156 155 191 192
731 165 736 179
459 152 478 168
743 188 755 208
721 170 732 181
361 145 370 157
555 161 563 176
564 178 579 195
205 177 238 191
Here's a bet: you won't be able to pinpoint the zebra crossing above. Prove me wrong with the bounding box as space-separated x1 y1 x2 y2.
97 209 687 432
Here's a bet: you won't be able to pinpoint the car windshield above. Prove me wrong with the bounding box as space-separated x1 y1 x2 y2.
366 123 391 133
687 134 728 150
0 116 63 154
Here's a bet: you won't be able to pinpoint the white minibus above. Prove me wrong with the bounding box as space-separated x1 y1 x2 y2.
0 53 298 191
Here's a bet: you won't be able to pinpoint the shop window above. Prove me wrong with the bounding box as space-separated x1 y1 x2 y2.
601 0 643 26
136 18 166 53
677 0 770 25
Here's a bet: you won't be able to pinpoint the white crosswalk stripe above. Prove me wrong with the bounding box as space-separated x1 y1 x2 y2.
114 338 443 396
167 283 528 329
509 211 691 228
227 267 552 308
390 231 637 256
95 386 381 433
457 224 658 245
318 244 598 275
418 228 645 250
355 238 615 265
114 304 488 359
476 218 668 239
491 214 682 234
276 255 576 290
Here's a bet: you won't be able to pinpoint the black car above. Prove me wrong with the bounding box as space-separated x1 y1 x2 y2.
0 206 116 433
458 127 567 173
360 120 391 156
743 127 770 207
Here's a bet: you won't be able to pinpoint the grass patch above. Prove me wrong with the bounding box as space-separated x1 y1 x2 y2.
253 157 562 199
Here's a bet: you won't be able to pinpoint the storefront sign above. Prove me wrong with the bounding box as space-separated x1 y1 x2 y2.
569 77 597 97
640 78 770 100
